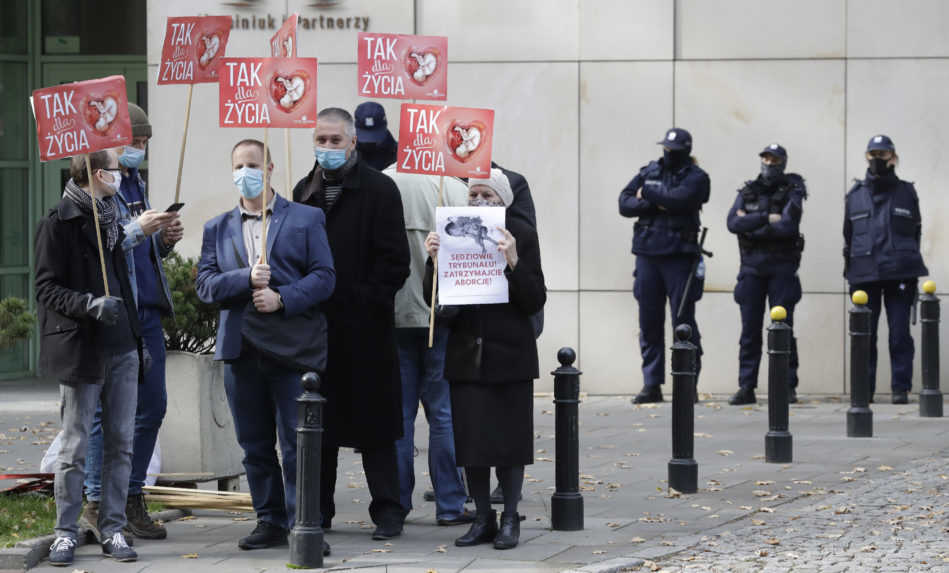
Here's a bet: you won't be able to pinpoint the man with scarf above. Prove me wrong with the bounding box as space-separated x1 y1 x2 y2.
844 135 928 404
618 128 710 404
726 144 806 406
36 148 142 566
293 107 411 541
82 103 182 542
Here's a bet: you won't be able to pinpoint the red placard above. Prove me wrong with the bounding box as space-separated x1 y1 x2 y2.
32 76 132 162
158 16 232 85
271 14 298 57
358 33 447 101
397 104 494 179
218 58 318 128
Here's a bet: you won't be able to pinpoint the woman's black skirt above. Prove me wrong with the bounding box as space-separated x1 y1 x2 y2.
449 379 534 467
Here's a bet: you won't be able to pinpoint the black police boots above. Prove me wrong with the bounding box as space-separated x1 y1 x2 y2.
632 385 663 404
728 386 756 405
789 387 798 404
891 391 909 404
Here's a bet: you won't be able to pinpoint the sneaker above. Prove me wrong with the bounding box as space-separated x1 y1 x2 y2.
728 387 756 405
78 501 101 543
125 493 167 540
102 531 138 562
632 385 663 404
48 536 76 567
891 391 909 405
238 521 288 550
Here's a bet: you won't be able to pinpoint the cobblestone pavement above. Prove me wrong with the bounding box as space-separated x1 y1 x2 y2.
638 454 949 573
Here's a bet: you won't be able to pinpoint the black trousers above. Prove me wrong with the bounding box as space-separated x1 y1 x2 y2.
320 437 404 527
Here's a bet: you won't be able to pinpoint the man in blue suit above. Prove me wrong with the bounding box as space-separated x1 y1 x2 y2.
196 139 335 552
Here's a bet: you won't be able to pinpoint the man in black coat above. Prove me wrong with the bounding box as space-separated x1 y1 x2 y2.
293 107 411 540
35 149 142 566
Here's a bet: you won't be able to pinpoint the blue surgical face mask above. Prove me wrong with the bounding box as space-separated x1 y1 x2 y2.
119 146 146 169
315 147 348 170
232 166 264 199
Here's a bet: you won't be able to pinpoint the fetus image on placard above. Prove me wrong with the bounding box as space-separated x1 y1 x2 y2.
89 98 117 132
199 34 220 67
452 125 481 159
283 37 293 58
274 76 305 110
409 50 437 83
444 216 498 254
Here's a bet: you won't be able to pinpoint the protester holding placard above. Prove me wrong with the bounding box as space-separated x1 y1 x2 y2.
196 140 335 552
383 166 473 526
423 168 547 550
355 102 398 171
293 107 411 541
81 104 182 543
36 148 142 566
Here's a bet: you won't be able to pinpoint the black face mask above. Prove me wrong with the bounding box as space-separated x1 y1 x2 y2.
868 158 891 175
760 162 785 184
663 148 690 167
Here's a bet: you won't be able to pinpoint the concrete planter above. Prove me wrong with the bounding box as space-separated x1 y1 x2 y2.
157 351 243 482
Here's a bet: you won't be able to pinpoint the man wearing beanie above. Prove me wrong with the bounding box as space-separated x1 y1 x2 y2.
81 103 183 542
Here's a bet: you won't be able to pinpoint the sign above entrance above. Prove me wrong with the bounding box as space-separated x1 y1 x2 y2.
158 16 232 85
218 58 319 128
31 75 132 161
357 33 447 101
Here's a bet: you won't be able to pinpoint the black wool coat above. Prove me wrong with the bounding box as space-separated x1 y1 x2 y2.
424 214 547 384
293 159 411 449
34 197 142 385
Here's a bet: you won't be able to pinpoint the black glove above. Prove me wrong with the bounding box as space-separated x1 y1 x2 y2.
85 295 123 326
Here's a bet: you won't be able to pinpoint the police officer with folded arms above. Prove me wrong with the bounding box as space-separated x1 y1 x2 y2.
726 144 806 406
843 135 928 405
618 128 710 404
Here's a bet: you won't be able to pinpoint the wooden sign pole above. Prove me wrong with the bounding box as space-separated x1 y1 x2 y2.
284 128 292 198
427 175 445 348
174 84 194 204
83 154 110 297
260 126 270 265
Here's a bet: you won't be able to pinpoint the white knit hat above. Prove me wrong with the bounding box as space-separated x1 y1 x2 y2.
468 168 513 208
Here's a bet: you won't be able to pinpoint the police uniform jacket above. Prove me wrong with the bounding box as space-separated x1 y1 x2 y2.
619 158 710 256
843 170 928 285
726 173 806 275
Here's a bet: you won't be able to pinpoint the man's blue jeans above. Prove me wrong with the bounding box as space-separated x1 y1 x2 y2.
85 308 166 500
223 346 302 530
395 327 466 520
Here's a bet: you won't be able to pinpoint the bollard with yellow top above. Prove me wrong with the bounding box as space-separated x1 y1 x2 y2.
765 306 793 462
919 280 943 417
847 291 873 437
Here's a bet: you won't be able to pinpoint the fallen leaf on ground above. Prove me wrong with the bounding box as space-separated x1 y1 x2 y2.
755 480 774 486
716 450 734 456
661 540 674 546
765 538 780 545
592 550 606 554
179 516 196 521
739 505 753 510
758 507 775 513
181 553 198 559
371 548 391 553
759 549 769 557
752 519 766 526
435 545 447 553
694 432 713 438
631 537 646 543
753 490 771 497
878 465 894 471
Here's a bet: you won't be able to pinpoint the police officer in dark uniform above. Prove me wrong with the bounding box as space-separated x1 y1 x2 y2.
726 143 806 405
619 128 710 404
844 135 928 404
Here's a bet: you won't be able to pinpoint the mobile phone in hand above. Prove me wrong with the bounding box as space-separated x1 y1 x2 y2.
165 203 185 213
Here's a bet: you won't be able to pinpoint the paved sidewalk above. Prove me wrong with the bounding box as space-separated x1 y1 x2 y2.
3 379 948 572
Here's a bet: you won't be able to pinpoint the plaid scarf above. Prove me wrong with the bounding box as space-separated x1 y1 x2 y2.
63 178 119 250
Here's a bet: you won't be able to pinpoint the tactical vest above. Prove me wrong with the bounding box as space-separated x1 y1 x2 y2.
632 163 706 257
737 179 804 257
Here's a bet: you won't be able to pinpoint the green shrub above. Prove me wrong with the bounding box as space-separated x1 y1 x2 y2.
161 253 217 354
0 297 34 350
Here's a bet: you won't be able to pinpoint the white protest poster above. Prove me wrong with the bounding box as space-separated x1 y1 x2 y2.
436 206 509 305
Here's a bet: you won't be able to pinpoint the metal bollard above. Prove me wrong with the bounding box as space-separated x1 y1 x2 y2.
848 291 873 437
289 372 326 568
765 306 793 463
919 280 943 417
551 347 584 531
668 324 698 494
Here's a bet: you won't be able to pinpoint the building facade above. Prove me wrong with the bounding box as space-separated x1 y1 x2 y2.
3 1 947 394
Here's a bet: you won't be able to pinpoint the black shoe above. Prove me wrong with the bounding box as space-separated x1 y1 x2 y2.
371 522 403 540
323 541 331 556
728 387 756 405
438 508 476 526
694 387 700 404
423 489 436 502
891 391 909 404
789 387 798 404
494 511 520 550
238 521 288 550
125 493 167 540
455 510 497 546
632 385 663 404
321 516 332 530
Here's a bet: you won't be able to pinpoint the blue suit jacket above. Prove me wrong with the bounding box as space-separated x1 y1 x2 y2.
196 194 336 362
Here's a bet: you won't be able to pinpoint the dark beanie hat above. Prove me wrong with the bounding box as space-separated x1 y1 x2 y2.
128 103 152 138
